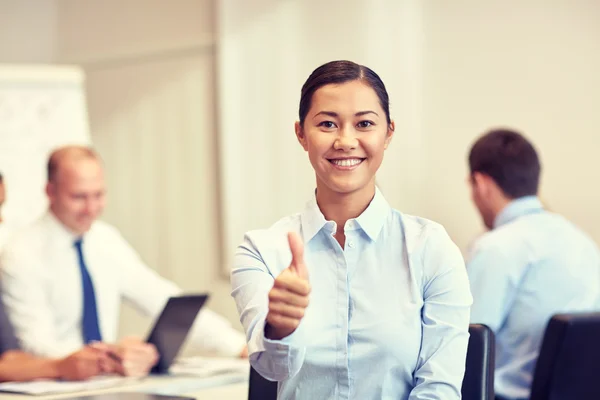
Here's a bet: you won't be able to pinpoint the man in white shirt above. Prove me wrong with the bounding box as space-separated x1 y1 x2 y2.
0 146 247 375
0 171 147 381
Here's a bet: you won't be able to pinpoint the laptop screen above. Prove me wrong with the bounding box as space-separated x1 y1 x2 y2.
146 294 209 373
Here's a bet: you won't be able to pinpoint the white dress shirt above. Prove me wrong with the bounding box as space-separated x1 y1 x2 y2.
0 211 245 358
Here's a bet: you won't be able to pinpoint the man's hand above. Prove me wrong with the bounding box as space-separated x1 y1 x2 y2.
239 345 248 358
56 346 106 381
265 232 310 341
89 338 157 377
112 336 159 377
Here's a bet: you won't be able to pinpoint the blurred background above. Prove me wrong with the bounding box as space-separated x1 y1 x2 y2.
0 0 599 338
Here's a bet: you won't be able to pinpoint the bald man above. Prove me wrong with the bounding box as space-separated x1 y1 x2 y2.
0 172 130 381
0 146 246 377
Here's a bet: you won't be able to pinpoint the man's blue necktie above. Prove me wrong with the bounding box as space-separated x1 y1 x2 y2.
73 238 102 343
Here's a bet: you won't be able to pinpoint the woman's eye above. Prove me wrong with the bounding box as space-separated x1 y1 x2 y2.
319 121 336 129
357 121 374 128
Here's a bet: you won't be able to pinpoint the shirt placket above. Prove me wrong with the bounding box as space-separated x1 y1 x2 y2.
328 226 350 399
344 225 360 399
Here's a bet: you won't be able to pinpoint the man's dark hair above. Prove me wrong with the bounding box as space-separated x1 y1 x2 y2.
469 128 541 198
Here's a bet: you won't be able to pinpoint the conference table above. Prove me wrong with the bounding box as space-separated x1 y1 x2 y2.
0 373 249 400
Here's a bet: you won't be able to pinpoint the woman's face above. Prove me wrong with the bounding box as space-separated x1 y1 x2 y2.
295 80 394 197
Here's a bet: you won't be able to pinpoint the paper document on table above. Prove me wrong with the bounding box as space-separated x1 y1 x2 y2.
0 376 133 395
169 356 250 378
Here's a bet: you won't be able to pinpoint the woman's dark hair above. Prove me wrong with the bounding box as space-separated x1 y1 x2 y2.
299 60 391 126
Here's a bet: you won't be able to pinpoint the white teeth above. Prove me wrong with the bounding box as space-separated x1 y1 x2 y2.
331 158 362 167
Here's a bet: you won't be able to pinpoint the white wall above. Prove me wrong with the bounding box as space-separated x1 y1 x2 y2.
0 1 57 63
420 0 600 251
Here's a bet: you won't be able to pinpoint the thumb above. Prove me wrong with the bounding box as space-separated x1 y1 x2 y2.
287 231 308 280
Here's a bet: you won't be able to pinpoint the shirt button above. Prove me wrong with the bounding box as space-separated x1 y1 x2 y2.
348 241 355 248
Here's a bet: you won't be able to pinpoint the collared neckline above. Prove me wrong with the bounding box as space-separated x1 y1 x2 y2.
493 195 544 228
300 186 391 243
44 210 84 246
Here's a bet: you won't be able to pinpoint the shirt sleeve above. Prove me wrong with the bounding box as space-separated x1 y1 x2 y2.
0 243 76 358
112 228 245 357
466 238 520 333
0 291 19 355
230 233 306 381
409 226 473 400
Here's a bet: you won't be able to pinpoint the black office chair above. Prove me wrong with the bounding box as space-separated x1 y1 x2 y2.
248 365 277 400
248 324 496 400
461 324 495 400
529 312 600 400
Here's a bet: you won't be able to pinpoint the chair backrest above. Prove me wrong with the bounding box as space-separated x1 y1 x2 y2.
248 365 277 400
529 312 600 400
461 324 495 400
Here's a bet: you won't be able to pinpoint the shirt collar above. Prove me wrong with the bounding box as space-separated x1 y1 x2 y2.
300 186 391 243
493 195 543 228
44 210 83 246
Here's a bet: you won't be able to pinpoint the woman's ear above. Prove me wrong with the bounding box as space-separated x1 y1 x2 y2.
384 120 395 150
295 121 308 151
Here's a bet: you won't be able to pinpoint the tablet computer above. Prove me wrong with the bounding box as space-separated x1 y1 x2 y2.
146 294 209 373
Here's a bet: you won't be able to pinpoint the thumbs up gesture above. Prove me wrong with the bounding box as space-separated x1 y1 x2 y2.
265 232 311 340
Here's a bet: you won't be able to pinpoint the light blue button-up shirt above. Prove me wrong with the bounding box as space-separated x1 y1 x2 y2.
231 188 472 399
467 196 600 400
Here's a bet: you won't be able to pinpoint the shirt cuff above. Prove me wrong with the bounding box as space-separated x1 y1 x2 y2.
248 319 305 381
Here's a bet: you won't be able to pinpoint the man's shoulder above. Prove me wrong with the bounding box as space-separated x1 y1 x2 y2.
469 227 513 255
1 215 49 256
87 219 134 250
479 212 597 252
467 217 545 264
547 212 598 246
90 219 121 236
0 218 53 275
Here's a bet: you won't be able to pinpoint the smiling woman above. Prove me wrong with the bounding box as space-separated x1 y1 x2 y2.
295 74 394 242
231 60 472 400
